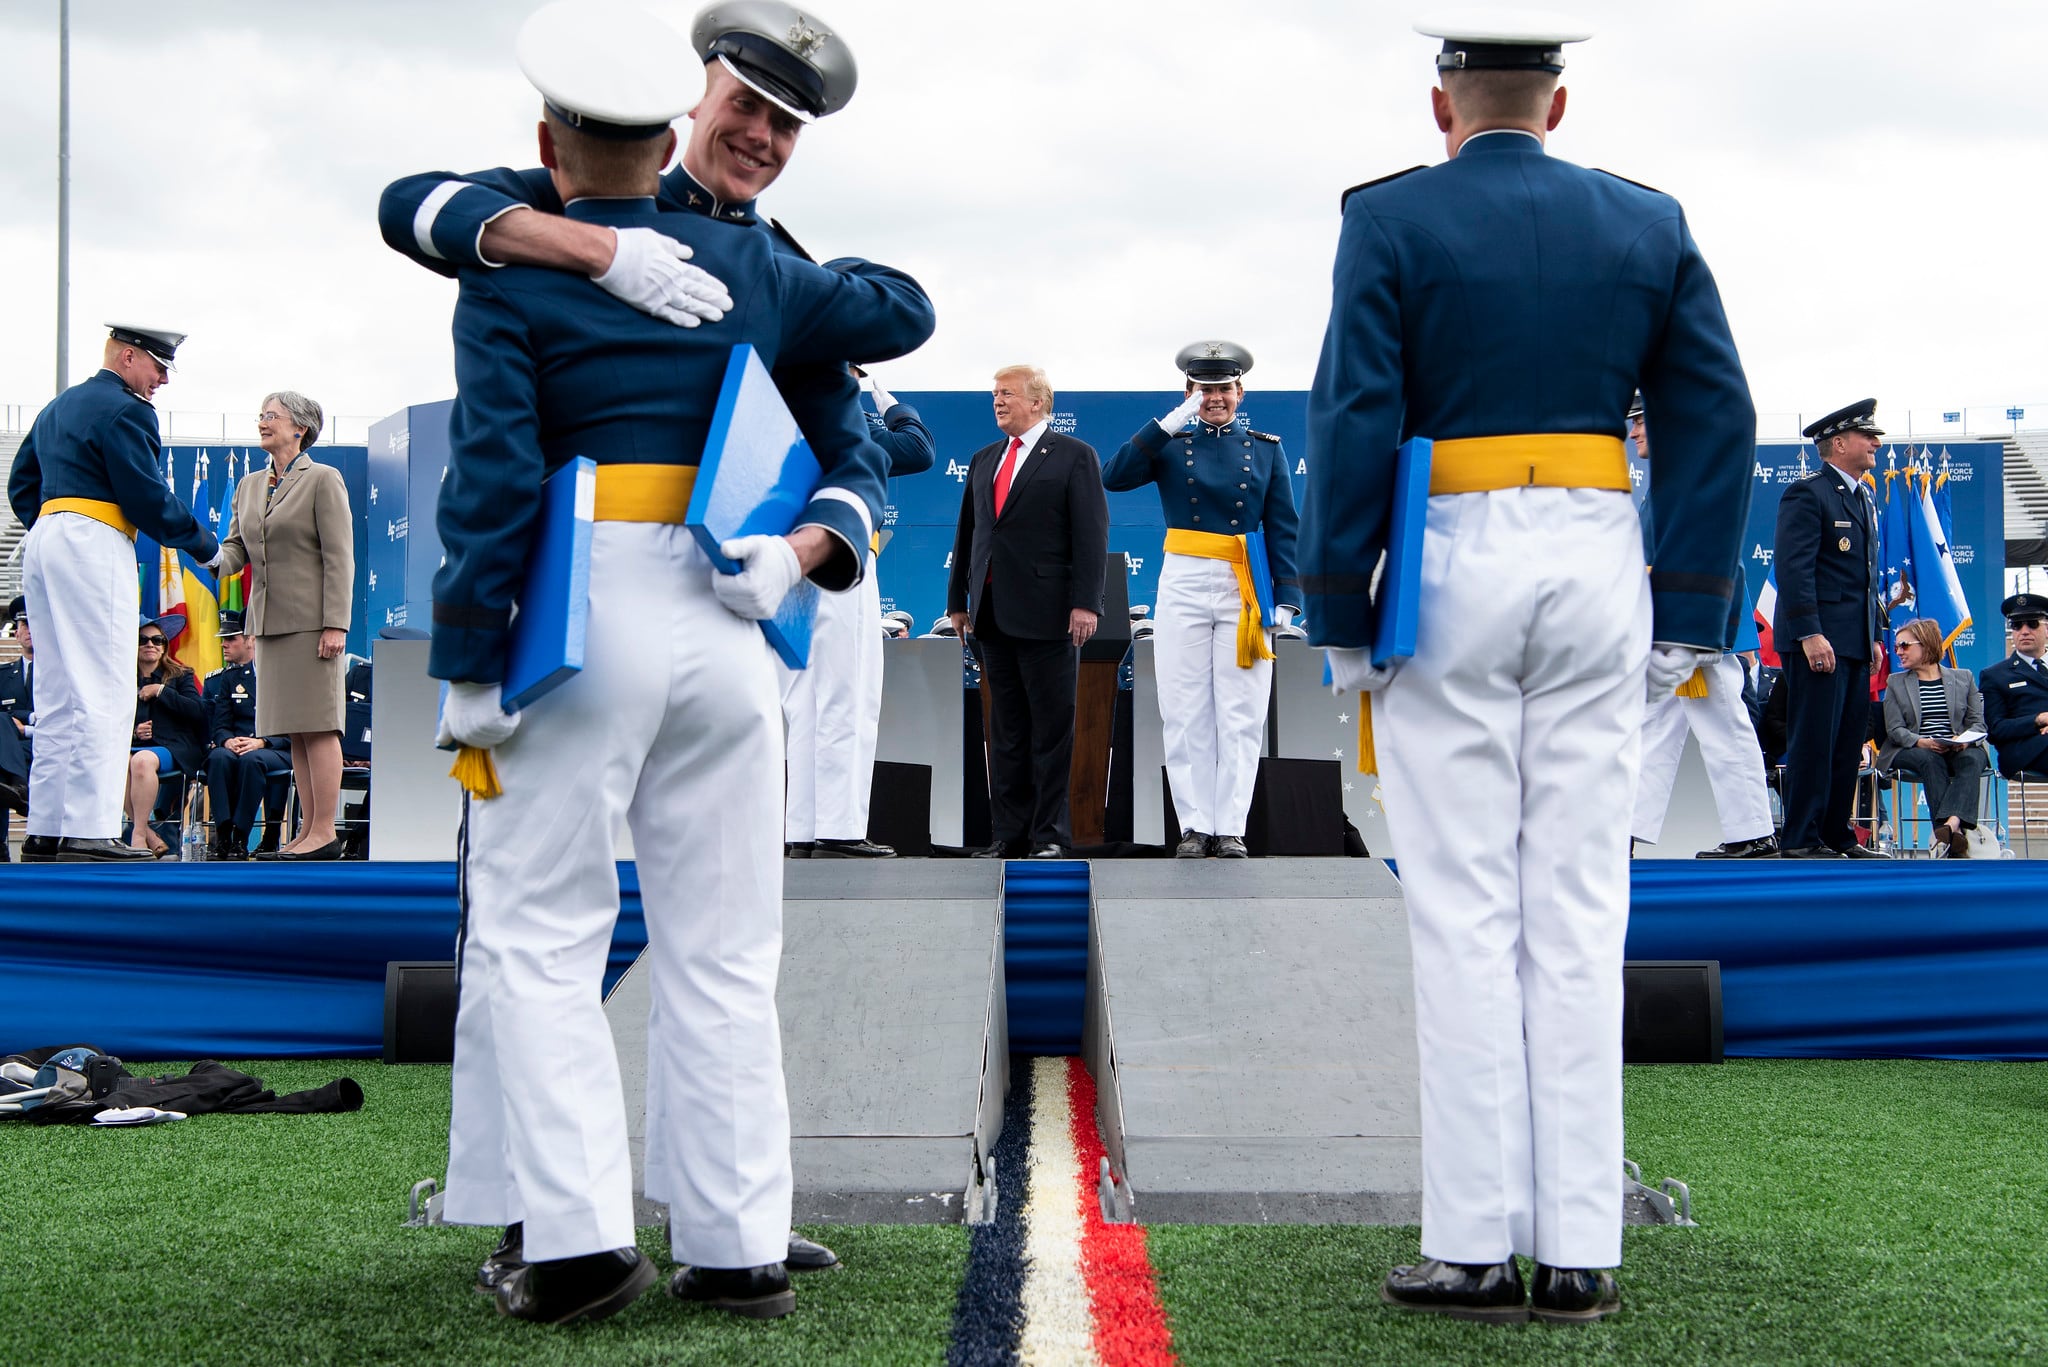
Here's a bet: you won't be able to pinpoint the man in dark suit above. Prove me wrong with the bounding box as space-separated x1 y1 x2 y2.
1980 591 2048 778
0 597 34 856
1772 398 1889 858
948 365 1110 857
201 611 292 859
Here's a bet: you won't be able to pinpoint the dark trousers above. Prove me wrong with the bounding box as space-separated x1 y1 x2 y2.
972 601 1077 850
205 744 292 834
1778 648 1869 849
1888 744 1988 827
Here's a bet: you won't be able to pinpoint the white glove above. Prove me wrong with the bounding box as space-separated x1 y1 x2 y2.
1156 390 1204 434
714 535 803 620
1326 646 1400 694
593 227 735 328
868 379 899 414
436 681 519 750
1274 606 1296 631
1647 644 1719 702
204 547 224 572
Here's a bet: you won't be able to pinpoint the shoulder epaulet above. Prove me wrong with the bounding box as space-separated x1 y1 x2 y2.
767 217 815 263
1250 430 1281 443
1594 168 1663 195
1341 166 1427 210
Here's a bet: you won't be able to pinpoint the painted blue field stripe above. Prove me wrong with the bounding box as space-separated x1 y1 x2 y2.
947 1054 1033 1366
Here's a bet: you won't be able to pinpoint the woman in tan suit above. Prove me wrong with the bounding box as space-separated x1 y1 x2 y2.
1880 617 1989 857
219 391 354 860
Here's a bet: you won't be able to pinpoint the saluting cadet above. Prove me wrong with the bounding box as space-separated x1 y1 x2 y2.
1772 399 1889 858
1303 14 1754 1323
782 366 935 858
7 325 221 862
201 611 292 859
426 2 933 1327
375 0 917 582
1627 398 1777 858
1979 591 2048 778
1102 341 1299 859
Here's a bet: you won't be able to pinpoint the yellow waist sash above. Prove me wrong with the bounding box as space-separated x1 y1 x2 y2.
1428 434 1630 495
592 463 697 522
40 498 137 540
1162 528 1275 669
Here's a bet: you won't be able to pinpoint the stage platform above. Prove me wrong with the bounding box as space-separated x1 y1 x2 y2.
1085 860 1422 1223
603 861 1008 1224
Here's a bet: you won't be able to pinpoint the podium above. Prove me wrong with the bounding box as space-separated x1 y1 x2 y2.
1068 554 1131 846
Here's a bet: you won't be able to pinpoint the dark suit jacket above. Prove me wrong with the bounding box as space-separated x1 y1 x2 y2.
1980 653 2048 775
133 668 206 777
1772 468 1881 661
947 430 1110 640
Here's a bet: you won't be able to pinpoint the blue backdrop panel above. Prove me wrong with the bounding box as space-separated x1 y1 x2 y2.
364 400 454 637
0 865 649 1060
1624 862 2048 1061
1001 859 1091 1056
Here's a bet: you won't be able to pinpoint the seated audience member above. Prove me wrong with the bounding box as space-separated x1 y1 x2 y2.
203 611 292 858
1979 591 2048 779
0 596 32 859
1879 617 1989 858
127 613 207 856
338 656 372 857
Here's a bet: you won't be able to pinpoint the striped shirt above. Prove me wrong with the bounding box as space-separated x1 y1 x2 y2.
1916 677 1953 739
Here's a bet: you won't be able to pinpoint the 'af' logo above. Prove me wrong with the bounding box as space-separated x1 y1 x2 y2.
1127 556 1145 575
943 551 954 569
1751 543 1773 566
946 459 971 483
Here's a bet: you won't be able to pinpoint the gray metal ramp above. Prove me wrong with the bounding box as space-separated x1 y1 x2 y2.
606 860 1007 1224
1086 860 1422 1223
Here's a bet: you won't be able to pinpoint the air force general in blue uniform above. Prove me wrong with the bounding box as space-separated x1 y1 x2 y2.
1103 342 1299 857
1303 16 1753 1322
421 2 934 1327
8 327 220 861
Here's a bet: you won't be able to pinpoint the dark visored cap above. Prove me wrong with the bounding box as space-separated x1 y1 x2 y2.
1802 398 1884 442
1175 340 1254 385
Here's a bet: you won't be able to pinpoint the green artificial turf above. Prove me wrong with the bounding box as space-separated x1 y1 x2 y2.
0 1062 965 1366
1149 1060 2048 1366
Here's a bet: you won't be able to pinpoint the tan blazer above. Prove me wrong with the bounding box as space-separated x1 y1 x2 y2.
219 453 354 636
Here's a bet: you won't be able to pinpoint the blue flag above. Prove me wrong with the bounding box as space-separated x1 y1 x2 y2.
1906 461 1972 658
1877 447 1916 632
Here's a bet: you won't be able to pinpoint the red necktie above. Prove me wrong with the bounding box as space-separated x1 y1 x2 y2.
992 437 1022 516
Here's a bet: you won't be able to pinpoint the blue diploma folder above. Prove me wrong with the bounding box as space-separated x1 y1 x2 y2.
502 456 596 710
688 345 823 669
1244 530 1276 628
1373 436 1432 667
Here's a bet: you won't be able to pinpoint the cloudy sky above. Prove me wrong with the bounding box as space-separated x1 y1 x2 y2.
2 0 2044 444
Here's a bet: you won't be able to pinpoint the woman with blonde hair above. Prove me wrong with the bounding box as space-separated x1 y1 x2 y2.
1879 617 1989 857
218 391 354 860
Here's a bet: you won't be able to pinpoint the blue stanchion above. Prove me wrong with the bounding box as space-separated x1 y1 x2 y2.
1001 860 1091 1055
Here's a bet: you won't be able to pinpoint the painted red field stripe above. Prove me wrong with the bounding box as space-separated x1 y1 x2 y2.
1066 1055 1176 1367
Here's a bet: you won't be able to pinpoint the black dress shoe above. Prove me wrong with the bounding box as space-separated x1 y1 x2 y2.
1174 829 1209 859
496 1246 653 1324
1831 843 1888 859
0 776 26 814
812 838 898 859
971 841 1012 859
1211 835 1248 859
785 842 813 859
474 1222 524 1295
55 837 155 862
1025 844 1065 859
1530 1264 1620 1323
668 1262 795 1318
1696 835 1778 859
1779 845 1843 859
276 838 347 861
785 1234 840 1271
1380 1257 1528 1323
21 835 61 862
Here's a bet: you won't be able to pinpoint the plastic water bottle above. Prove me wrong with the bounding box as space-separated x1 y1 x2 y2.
181 790 208 862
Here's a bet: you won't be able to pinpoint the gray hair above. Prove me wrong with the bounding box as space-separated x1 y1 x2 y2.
264 390 324 451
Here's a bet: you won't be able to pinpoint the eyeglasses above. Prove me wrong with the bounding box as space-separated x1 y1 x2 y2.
2013 617 2046 630
139 636 167 647
257 410 288 423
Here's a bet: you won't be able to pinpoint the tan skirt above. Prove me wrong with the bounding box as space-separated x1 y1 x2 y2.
254 631 345 735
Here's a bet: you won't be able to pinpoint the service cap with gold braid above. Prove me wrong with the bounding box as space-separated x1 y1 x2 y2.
1801 398 1884 442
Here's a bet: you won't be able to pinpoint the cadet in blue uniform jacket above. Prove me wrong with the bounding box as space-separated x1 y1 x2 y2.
1980 592 2048 777
1303 18 1753 1326
0 598 32 857
9 327 220 861
202 613 292 859
1102 342 1299 856
1771 400 1888 857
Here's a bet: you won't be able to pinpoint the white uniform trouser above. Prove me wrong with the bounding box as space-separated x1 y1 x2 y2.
1377 487 1649 1270
1631 652 1773 845
1155 552 1272 838
22 513 139 838
446 525 792 1268
780 552 881 843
